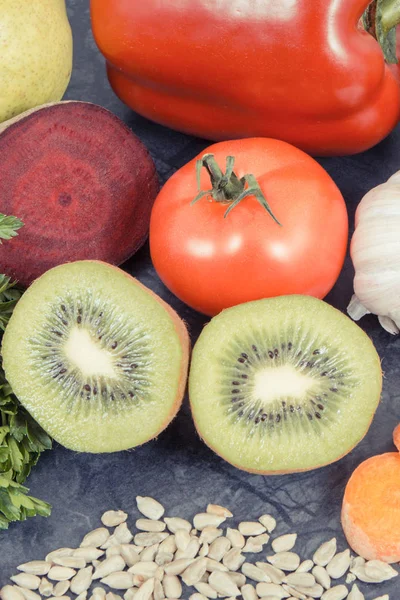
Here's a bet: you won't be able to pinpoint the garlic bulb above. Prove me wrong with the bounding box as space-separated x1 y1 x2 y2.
348 171 400 335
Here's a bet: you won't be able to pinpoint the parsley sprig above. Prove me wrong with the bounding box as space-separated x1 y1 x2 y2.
0 215 52 529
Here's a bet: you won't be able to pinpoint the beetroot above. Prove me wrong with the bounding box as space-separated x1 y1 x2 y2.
0 102 159 286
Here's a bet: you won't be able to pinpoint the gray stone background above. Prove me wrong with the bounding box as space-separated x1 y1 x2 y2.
1 1 400 597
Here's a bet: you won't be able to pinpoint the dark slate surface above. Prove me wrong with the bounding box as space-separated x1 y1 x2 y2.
1 1 400 597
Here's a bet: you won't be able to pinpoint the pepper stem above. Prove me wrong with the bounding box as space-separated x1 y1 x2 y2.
191 154 281 224
363 0 400 63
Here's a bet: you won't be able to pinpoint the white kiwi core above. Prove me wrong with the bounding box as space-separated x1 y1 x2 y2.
253 365 318 405
64 326 117 378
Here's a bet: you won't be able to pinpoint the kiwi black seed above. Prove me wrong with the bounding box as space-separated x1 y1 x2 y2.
189 295 382 474
2 261 189 453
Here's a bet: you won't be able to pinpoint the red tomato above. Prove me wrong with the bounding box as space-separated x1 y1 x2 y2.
150 139 348 316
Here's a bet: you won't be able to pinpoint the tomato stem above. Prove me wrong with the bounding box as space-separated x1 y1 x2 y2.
191 154 281 224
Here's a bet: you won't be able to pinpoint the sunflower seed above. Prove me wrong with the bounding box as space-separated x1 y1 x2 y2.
312 566 331 590
272 535 297 554
297 560 314 573
129 562 158 578
239 563 268 583
106 593 123 600
346 574 356 585
47 596 70 600
252 534 270 546
228 572 246 588
53 582 70 597
74 548 104 561
53 556 86 569
134 533 168 547
200 528 223 545
136 497 165 521
0 587 26 600
106 547 122 559
256 582 289 598
101 511 128 528
16 562 50 576
256 563 285 584
350 557 365 573
81 529 110 549
159 536 177 554
208 571 240 597
259 515 277 534
106 524 134 547
313 540 337 568
242 539 263 554
46 549 75 563
190 595 207 600
39 579 53 597
222 548 245 572
199 543 209 557
154 580 165 600
163 575 182 599
100 572 134 590
156 566 165 581
176 537 200 560
206 559 229 573
123 592 135 600
193 514 226 531
164 518 192 534
76 593 88 600
364 560 398 582
285 572 316 588
181 557 208 586
347 584 364 600
93 556 126 580
294 583 324 598
175 530 191 551
238 522 267 537
13 589 41 600
194 583 218 599
282 585 307 600
156 552 174 566
206 505 233 518
132 578 154 600
164 559 194 576
241 584 258 600
136 519 166 533
70 566 93 594
321 585 348 600
267 553 300 572
9 577 40 592
119 545 141 567
371 596 389 600
92 589 106 600
48 567 77 582
326 550 351 580
207 537 231 562
140 544 160 562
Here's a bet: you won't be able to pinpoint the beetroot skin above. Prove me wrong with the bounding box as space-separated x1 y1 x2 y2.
0 102 159 286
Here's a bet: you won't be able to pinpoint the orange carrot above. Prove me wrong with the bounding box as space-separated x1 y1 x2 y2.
393 423 400 453
342 446 400 563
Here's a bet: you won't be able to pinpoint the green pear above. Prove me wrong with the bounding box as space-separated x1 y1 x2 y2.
0 0 73 123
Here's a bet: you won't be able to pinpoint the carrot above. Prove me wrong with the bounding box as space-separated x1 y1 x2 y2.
393 423 400 453
342 444 400 563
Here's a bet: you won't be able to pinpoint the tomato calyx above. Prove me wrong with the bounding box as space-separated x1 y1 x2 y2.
364 0 400 64
191 153 281 224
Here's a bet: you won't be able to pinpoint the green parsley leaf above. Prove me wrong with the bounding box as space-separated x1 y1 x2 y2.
0 214 23 243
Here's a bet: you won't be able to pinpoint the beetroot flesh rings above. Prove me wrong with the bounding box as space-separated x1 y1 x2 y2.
0 102 159 286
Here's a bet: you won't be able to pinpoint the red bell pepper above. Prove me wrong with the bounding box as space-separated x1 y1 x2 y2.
91 0 400 156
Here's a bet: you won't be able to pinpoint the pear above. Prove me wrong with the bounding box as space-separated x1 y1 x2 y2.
0 0 73 123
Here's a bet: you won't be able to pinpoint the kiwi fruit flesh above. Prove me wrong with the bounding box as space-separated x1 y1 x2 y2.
189 295 382 474
2 261 189 453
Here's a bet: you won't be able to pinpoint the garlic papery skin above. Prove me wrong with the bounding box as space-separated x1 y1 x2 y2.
348 171 400 334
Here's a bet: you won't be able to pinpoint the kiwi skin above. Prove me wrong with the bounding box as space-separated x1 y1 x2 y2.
189 296 382 476
2 261 190 452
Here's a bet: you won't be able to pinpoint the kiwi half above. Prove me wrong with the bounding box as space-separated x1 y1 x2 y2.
189 295 382 474
2 261 189 453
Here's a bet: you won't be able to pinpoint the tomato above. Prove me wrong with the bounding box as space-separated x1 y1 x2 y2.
149 139 348 316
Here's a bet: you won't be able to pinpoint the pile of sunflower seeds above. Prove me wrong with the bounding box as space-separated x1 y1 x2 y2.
0 497 397 600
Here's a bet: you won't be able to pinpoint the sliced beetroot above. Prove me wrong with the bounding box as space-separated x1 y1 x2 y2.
0 102 159 286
